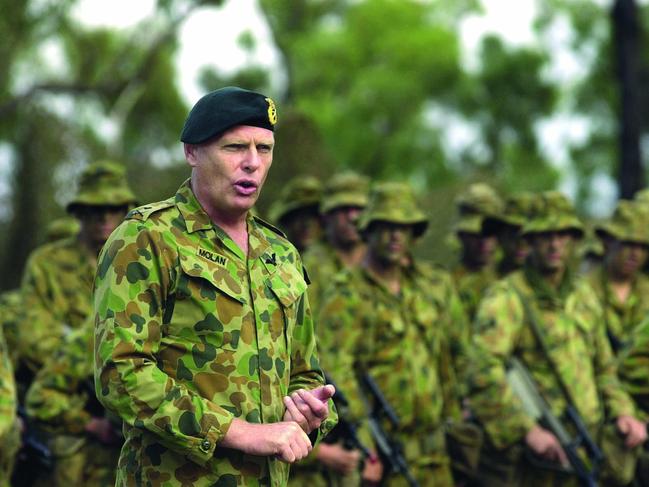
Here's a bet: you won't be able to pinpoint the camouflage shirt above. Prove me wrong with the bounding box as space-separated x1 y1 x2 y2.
468 266 635 449
452 264 498 321
19 236 95 370
585 267 649 354
619 319 649 417
302 240 343 317
93 180 335 487
26 325 96 434
0 289 22 369
318 265 460 468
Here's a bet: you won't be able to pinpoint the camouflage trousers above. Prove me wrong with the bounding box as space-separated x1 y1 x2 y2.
33 434 121 487
476 422 639 487
386 425 454 487
0 419 21 487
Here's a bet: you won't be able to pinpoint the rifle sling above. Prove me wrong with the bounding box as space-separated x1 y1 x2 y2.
511 284 578 410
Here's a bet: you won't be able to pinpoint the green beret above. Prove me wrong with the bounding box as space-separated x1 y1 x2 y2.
357 181 428 238
180 86 277 144
66 160 137 213
596 200 649 246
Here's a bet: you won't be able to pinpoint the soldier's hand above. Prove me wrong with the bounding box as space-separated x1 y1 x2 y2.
282 384 335 433
85 417 121 445
525 425 569 467
316 443 361 474
361 452 383 485
221 418 312 463
617 415 647 448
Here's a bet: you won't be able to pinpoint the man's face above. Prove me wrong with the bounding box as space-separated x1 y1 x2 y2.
605 238 649 280
185 125 274 219
498 225 529 266
280 207 322 252
367 221 413 266
458 232 498 267
529 230 575 273
324 205 363 248
77 205 129 247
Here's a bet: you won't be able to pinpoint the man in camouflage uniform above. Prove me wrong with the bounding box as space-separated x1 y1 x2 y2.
0 319 19 487
93 86 336 486
319 182 461 486
16 161 136 486
269 175 323 253
18 161 137 373
25 325 121 486
289 173 369 486
482 192 536 279
451 183 504 320
468 191 646 486
587 200 649 355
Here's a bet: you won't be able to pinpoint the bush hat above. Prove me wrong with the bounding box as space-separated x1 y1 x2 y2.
320 171 369 214
596 200 649 246
521 191 583 237
66 160 137 213
454 183 504 235
268 176 322 224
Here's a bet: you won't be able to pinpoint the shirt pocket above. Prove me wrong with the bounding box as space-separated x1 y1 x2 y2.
166 253 248 351
265 263 307 342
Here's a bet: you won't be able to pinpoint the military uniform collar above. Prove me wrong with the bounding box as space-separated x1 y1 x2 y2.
175 179 214 234
523 262 575 308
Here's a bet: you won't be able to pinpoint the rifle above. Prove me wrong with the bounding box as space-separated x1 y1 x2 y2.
507 357 603 487
323 373 372 458
18 406 54 471
359 372 420 487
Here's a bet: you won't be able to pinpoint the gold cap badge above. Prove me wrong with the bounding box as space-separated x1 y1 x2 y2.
266 97 277 125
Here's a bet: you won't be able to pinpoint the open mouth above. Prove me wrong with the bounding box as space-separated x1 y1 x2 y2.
234 180 258 195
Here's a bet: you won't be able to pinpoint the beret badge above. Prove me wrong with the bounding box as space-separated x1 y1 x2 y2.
266 97 277 126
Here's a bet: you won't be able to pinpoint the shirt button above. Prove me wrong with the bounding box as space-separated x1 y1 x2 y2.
200 439 211 452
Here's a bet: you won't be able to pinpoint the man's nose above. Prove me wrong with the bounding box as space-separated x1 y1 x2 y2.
243 147 262 171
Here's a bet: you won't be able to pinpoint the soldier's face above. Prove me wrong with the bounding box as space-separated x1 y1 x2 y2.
529 230 574 273
77 205 129 246
185 125 274 219
279 207 322 252
367 222 413 266
458 232 498 267
605 239 649 279
498 226 529 266
325 206 363 247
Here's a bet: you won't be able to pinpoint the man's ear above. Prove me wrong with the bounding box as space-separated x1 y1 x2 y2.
184 143 200 167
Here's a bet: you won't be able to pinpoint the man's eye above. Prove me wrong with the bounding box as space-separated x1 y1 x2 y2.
257 145 273 153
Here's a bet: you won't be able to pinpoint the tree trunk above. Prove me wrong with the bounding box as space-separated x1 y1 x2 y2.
612 0 644 198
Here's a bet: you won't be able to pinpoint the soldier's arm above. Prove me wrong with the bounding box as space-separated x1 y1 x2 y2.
286 262 338 442
467 283 536 449
619 319 649 417
17 252 64 369
582 286 637 419
0 326 17 439
93 222 235 467
25 327 94 433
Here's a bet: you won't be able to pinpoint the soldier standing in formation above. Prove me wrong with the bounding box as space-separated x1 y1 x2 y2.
269 175 323 253
17 161 136 486
93 86 336 486
319 182 461 486
468 191 646 486
451 183 503 320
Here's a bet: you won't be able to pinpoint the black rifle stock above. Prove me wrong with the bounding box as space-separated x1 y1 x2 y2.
360 372 420 487
507 357 603 487
323 373 371 458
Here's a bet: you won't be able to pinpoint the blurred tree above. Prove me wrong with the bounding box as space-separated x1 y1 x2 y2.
0 0 223 290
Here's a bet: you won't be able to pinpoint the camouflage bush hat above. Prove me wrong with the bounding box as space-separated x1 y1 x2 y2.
268 176 322 224
482 191 537 234
454 183 504 234
180 86 277 144
635 188 649 207
521 190 584 237
357 181 428 238
66 160 137 213
45 217 80 242
595 200 649 246
320 171 370 214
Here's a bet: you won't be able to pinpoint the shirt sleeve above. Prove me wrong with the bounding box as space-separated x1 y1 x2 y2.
467 283 536 449
93 221 235 466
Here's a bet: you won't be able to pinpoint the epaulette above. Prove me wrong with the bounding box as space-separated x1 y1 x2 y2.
126 198 175 221
253 215 287 238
